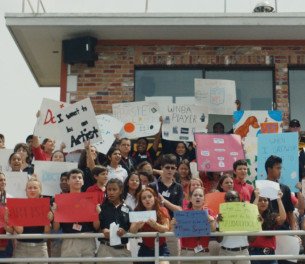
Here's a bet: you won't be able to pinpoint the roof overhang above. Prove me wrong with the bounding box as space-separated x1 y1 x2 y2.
5 12 305 87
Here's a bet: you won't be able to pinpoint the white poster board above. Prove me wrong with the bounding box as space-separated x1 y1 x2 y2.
162 104 208 141
33 161 77 196
275 235 300 263
5 172 28 198
0 149 13 172
55 98 102 152
112 101 161 139
94 114 124 154
175 97 196 104
195 79 236 115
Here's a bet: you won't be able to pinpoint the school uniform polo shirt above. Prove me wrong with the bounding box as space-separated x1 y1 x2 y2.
233 178 254 202
86 184 105 204
106 165 128 183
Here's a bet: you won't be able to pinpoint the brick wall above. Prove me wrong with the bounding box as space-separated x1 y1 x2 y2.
69 43 305 126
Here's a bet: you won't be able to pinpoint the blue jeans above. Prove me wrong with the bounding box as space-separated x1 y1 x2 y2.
138 243 169 264
0 240 13 258
249 247 277 264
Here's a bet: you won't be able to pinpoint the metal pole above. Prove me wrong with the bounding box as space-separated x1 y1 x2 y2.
224 0 227 13
274 0 278 12
145 0 149 13
154 233 160 264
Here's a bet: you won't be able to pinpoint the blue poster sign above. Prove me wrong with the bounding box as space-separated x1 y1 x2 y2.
257 132 299 192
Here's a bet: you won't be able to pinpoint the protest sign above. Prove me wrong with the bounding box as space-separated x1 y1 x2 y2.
175 97 196 104
55 98 102 152
33 161 77 196
194 79 236 115
161 104 208 142
243 136 258 184
5 172 28 198
112 101 161 139
195 133 244 172
219 202 261 232
34 98 68 140
54 192 99 222
275 236 300 263
257 132 299 192
129 211 157 223
204 192 225 215
174 210 210 237
255 180 280 200
0 149 13 172
145 96 173 103
94 114 123 154
7 198 50 226
65 152 81 163
233 110 282 139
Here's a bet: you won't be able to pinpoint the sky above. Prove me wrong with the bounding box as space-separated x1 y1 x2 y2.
1 0 305 148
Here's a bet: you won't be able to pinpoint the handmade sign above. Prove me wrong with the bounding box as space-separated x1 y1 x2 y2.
204 192 225 215
257 132 299 192
0 149 13 172
194 79 236 115
7 198 50 226
275 235 300 263
34 98 68 140
175 97 196 104
219 202 261 232
54 192 99 222
129 211 157 223
33 161 77 196
195 133 244 172
242 136 258 184
5 172 28 198
255 180 280 200
112 101 161 139
233 110 282 139
54 98 101 152
174 210 210 237
162 104 208 142
94 114 124 154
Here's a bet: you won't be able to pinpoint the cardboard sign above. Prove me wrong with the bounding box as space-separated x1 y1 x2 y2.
204 192 225 215
175 97 196 104
195 133 245 172
275 235 300 263
54 192 99 223
33 161 77 196
219 202 261 232
174 210 210 237
129 211 157 223
161 104 208 142
194 79 236 115
94 114 124 154
0 149 13 172
257 132 299 192
255 180 280 200
55 98 102 152
242 136 258 184
34 98 68 140
112 101 161 139
5 172 29 198
7 198 50 226
233 110 282 139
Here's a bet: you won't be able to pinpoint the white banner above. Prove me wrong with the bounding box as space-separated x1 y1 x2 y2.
5 171 29 198
112 101 161 139
55 98 102 152
195 79 236 115
162 104 208 141
0 149 13 172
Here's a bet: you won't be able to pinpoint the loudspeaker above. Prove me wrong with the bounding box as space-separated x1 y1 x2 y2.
63 36 98 67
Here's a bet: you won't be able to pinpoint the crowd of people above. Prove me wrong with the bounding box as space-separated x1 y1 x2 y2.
0 116 304 264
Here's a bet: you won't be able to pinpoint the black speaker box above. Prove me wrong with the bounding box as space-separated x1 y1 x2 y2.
63 36 98 66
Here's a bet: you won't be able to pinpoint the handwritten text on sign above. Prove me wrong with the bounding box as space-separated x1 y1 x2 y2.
7 198 50 227
219 202 261 232
174 210 210 237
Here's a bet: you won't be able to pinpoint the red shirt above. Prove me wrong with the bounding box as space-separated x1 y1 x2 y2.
32 146 52 161
180 208 214 249
86 184 105 204
0 227 8 248
233 178 254 202
250 236 276 250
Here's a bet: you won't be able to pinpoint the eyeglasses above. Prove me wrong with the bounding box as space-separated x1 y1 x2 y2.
164 166 176 170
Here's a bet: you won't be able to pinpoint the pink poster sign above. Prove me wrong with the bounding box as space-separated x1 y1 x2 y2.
195 133 245 172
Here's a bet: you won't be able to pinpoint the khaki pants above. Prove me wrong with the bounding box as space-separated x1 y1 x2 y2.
61 238 96 264
209 240 221 264
13 241 48 264
166 236 180 264
181 248 211 264
218 248 250 264
97 243 132 264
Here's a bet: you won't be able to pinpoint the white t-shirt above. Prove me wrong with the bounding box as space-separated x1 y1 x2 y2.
107 165 128 183
221 236 249 248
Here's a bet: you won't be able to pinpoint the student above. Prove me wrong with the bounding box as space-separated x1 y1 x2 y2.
178 187 217 264
122 172 142 210
0 134 5 149
249 189 286 264
6 178 53 263
183 178 204 209
130 187 170 264
216 175 234 193
106 147 128 183
118 138 135 174
59 172 70 194
232 159 253 202
177 160 192 198
8 152 23 172
174 142 191 163
139 171 155 188
97 178 132 264
32 136 55 161
51 150 66 162
218 190 251 264
86 166 108 204
53 169 100 264
14 143 33 173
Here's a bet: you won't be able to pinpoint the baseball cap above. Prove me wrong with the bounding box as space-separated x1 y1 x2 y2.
289 119 301 128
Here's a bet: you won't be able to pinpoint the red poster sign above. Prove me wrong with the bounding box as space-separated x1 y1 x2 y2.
204 192 225 215
195 133 245 172
54 192 99 223
7 198 50 227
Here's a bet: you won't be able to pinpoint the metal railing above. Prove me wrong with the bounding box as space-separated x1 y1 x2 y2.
22 0 46 13
1 230 305 263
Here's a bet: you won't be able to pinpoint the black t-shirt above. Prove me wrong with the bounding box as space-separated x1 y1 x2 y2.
99 200 131 244
120 156 135 174
132 148 156 167
18 226 45 243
